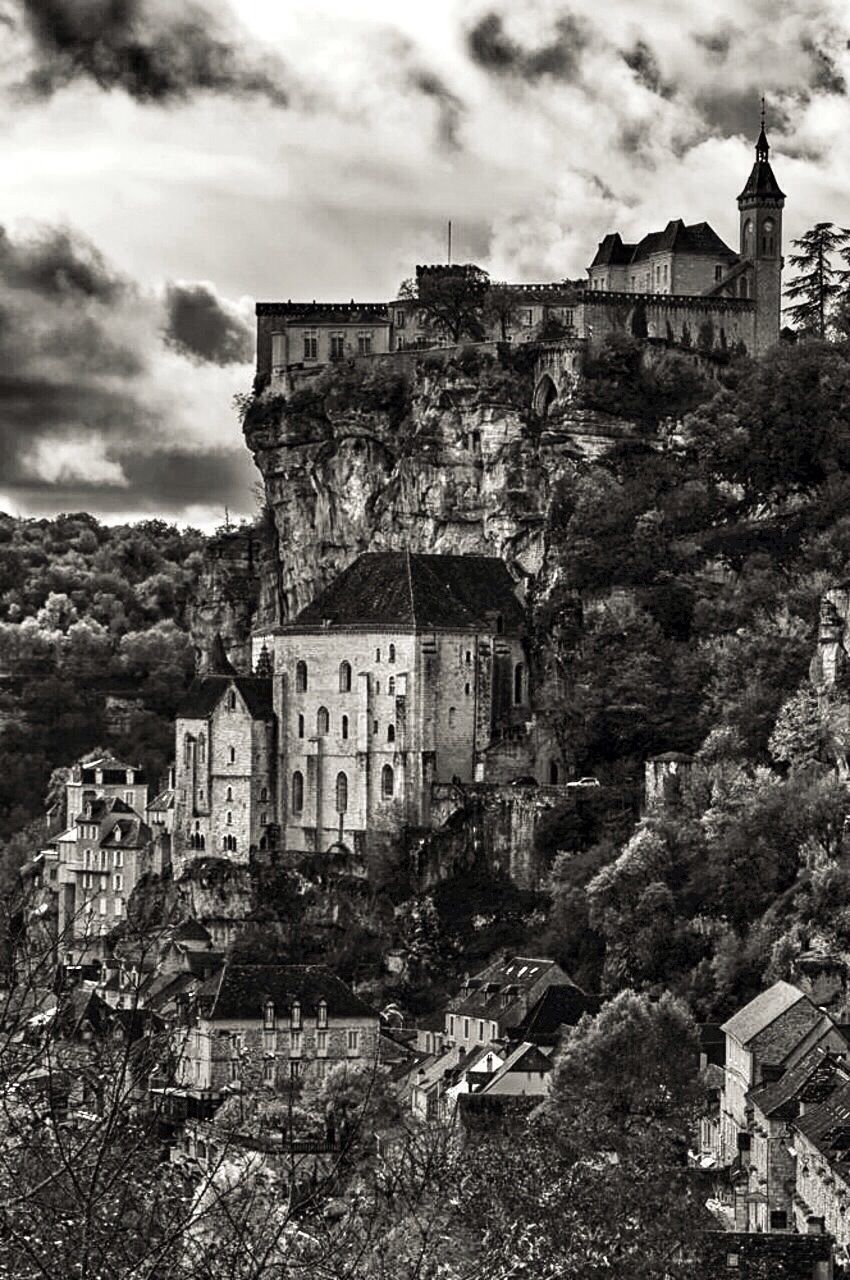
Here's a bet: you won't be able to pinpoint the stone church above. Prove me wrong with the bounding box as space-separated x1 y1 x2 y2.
173 552 532 872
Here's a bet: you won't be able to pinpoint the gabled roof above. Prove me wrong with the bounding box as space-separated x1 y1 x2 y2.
78 757 146 784
172 919 212 945
750 1045 850 1119
147 788 175 813
447 956 566 1023
177 674 273 722
478 1041 552 1093
794 1080 850 1169
590 233 636 267
198 964 377 1021
290 552 524 633
76 797 136 824
720 981 808 1047
509 983 599 1045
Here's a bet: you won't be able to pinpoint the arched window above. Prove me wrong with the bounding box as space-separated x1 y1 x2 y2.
198 733 206 764
375 648 381 663
199 834 205 851
260 787 268 802
387 723 395 744
335 772 348 814
226 810 233 826
291 1001 302 1029
227 690 236 711
743 218 753 254
295 660 308 692
448 707 456 728
514 662 524 705
317 999 328 1028
317 706 329 735
291 771 304 815
228 746 236 764
260 812 267 827
223 834 237 852
264 1000 275 1029
389 644 396 664
339 661 352 692
226 786 233 802
464 682 471 696
382 764 394 798
549 760 560 785
341 714 349 740
388 676 395 696
465 650 471 665
762 217 775 257
298 713 304 739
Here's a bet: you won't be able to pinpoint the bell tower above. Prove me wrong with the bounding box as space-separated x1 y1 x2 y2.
737 101 785 355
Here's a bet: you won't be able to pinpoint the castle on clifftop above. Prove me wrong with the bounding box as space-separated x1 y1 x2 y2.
255 119 785 381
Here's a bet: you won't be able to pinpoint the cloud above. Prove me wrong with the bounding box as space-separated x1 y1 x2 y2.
409 69 464 149
12 0 290 105
466 10 588 82
0 221 253 521
622 40 669 98
163 282 253 365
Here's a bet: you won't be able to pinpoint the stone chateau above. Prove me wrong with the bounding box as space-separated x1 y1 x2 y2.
256 119 785 386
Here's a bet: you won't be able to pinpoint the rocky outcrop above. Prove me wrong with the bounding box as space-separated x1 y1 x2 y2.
242 349 637 630
188 526 266 672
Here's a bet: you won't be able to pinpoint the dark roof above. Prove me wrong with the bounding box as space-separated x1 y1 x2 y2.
701 1230 832 1274
198 964 378 1021
508 983 599 1044
292 552 524 632
147 788 175 813
79 757 146 785
208 634 237 676
100 816 150 849
738 131 786 202
177 675 273 722
76 797 136 824
748 999 826 1068
750 1045 850 1119
721 981 807 1046
172 919 212 945
592 220 736 269
447 956 565 1022
794 1080 850 1169
649 751 695 764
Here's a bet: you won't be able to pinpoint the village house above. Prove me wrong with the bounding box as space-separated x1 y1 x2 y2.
792 1081 850 1258
173 963 380 1102
719 981 846 1169
64 756 149 826
443 954 575 1052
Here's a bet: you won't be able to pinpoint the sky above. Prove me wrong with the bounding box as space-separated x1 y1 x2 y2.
1 0 850 529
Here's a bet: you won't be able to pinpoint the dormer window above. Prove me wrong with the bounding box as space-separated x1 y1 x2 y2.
291 1001 302 1030
317 999 328 1028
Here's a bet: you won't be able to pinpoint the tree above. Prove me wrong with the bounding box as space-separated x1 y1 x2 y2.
416 264 489 343
482 282 520 340
769 682 824 771
784 222 850 337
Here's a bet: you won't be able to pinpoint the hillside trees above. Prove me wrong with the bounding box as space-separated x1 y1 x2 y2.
784 221 850 337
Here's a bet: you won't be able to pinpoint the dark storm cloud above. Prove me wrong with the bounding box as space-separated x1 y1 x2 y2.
622 40 670 98
692 27 735 62
466 10 588 82
164 283 253 366
13 0 289 105
0 222 252 517
410 69 464 149
803 38 847 96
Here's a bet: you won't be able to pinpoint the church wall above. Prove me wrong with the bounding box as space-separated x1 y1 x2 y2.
579 293 756 353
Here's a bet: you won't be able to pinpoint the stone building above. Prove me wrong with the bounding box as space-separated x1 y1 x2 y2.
256 117 785 383
174 963 380 1099
65 756 149 826
251 551 529 860
443 954 574 1053
173 636 275 874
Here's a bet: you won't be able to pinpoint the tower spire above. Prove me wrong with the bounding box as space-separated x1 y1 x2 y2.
756 96 769 162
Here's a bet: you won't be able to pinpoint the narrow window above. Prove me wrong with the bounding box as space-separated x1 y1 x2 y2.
336 772 348 814
260 812 267 827
339 661 352 692
298 713 304 739
292 771 304 815
227 690 236 711
448 707 456 728
318 999 328 1028
341 714 349 740
373 720 379 735
226 811 232 826
291 1001 302 1030
317 706 329 735
197 734 205 764
514 663 524 705
388 644 396 664
295 661 308 693
260 787 268 802
228 747 236 764
226 786 233 802
714 264 723 282
330 332 344 360
387 723 395 744
549 760 560 785
382 765 394 799
375 648 380 662
357 331 373 356
388 676 395 696
465 651 471 664
303 329 318 360
348 1029 359 1053
465 682 471 696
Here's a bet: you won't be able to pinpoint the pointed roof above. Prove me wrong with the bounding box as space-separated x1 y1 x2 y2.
208 633 237 677
721 981 810 1047
738 123 785 203
290 552 524 633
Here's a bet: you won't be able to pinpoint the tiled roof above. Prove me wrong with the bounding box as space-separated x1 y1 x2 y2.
750 1045 850 1119
508 983 599 1044
591 221 735 269
291 552 524 633
256 301 390 324
176 675 273 722
479 1041 552 1093
447 956 564 1023
79 756 146 784
198 964 378 1021
794 1080 850 1169
147 788 175 813
172 919 212 945
590 233 636 267
748 1001 826 1068
76 797 136 824
738 159 785 202
721 981 807 1047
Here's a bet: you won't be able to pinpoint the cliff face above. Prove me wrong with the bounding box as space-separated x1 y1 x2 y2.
188 526 265 671
242 351 636 631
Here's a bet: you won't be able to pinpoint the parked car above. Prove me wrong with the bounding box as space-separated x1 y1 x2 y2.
567 776 601 788
510 775 538 788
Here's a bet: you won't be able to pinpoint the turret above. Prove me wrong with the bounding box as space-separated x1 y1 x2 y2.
737 102 785 355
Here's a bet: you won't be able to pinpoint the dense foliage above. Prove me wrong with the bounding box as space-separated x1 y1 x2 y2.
0 512 204 858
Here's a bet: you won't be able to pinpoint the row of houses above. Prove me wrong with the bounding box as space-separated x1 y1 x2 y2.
706 978 850 1268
